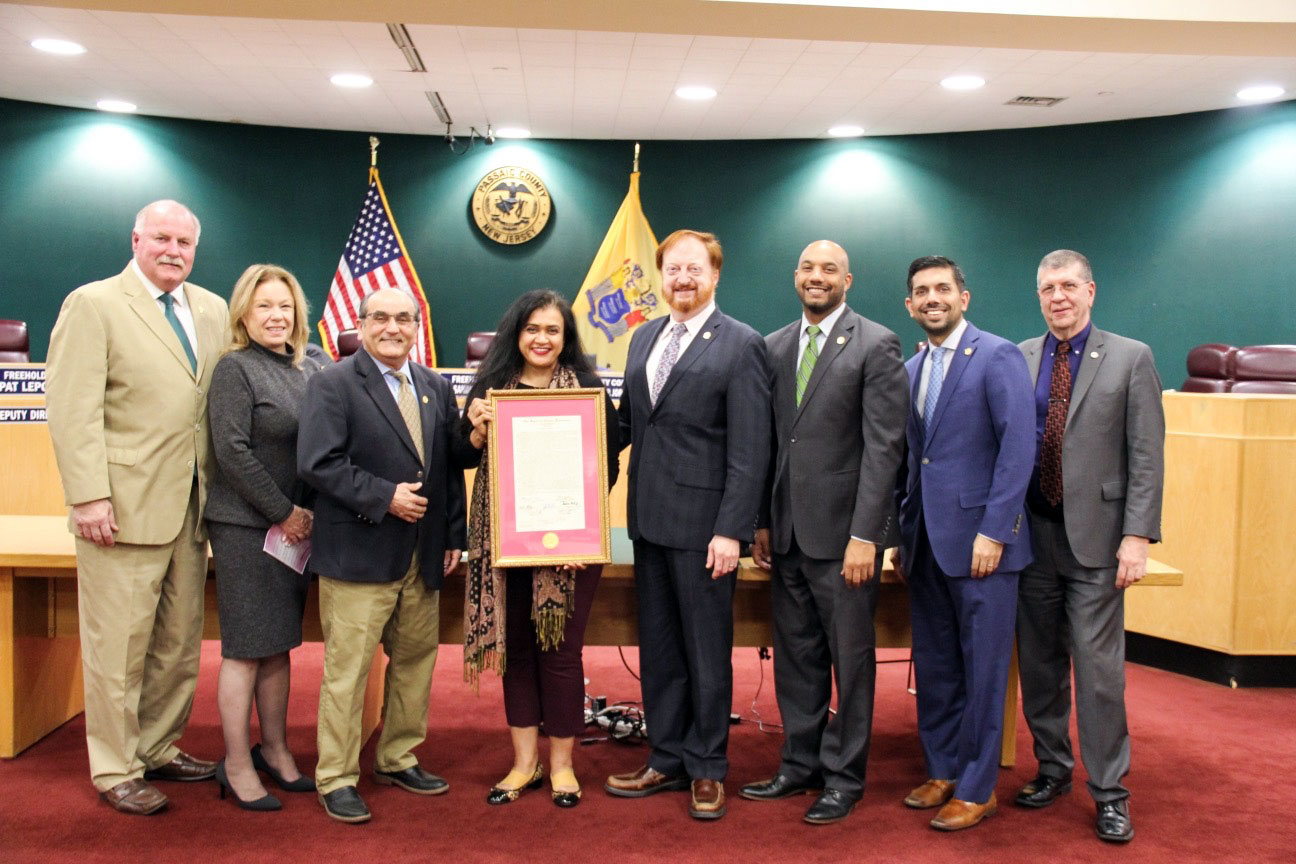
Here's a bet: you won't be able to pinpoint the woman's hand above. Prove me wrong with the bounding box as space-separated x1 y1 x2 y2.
278 506 313 544
466 397 493 449
558 562 587 572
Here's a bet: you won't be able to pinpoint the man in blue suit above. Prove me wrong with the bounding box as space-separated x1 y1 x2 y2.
605 229 771 821
894 255 1035 831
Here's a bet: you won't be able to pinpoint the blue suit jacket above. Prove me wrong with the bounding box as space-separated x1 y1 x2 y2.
618 307 771 551
897 321 1036 579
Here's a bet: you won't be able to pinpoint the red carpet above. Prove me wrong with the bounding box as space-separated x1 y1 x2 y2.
2 644 1293 864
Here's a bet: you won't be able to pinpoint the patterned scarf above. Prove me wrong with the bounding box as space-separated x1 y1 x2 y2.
463 365 580 686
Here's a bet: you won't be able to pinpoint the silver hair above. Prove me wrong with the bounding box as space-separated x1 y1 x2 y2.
134 200 201 243
358 288 419 320
1037 249 1092 285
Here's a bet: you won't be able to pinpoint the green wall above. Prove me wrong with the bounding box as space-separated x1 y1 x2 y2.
3 96 1294 386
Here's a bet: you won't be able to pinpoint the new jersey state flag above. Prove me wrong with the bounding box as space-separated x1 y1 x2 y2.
572 172 664 372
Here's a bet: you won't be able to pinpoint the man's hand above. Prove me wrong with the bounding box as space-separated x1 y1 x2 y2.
970 534 1003 579
278 506 313 544
890 547 906 584
388 482 428 523
751 528 772 571
73 498 117 547
443 548 462 576
466 397 493 450
706 535 740 580
842 539 877 587
1115 535 1150 589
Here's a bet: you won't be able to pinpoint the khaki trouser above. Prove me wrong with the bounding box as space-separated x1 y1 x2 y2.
315 556 440 795
75 485 207 791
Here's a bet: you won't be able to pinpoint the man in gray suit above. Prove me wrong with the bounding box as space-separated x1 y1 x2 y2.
1014 250 1164 843
605 229 771 821
743 240 907 824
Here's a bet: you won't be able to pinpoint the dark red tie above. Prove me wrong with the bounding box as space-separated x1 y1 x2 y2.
1040 340 1071 506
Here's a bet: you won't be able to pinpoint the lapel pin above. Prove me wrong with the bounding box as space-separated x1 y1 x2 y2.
836 336 846 345
702 331 712 340
422 395 429 404
1090 351 1099 358
964 347 973 356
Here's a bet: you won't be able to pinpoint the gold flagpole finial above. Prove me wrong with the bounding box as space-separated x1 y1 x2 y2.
369 135 380 168
633 142 640 174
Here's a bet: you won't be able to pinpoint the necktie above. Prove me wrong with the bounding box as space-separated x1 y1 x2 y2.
796 324 821 407
923 346 944 439
159 292 197 372
650 322 687 406
1040 340 1072 506
391 370 425 463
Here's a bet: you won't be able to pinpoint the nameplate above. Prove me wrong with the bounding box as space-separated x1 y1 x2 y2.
0 406 47 423
0 364 45 395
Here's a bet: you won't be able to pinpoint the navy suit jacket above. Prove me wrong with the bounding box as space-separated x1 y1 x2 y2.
619 307 771 551
297 349 473 590
897 322 1036 579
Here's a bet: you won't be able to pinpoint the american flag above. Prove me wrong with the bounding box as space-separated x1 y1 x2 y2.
319 167 437 365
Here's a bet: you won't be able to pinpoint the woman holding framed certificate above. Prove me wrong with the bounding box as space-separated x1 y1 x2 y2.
460 290 619 809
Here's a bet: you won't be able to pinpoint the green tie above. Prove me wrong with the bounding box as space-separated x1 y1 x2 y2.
159 292 197 372
796 324 821 406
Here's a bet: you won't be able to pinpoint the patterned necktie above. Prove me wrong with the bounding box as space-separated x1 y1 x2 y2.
1040 340 1072 506
391 370 425 463
650 322 688 406
159 292 197 372
796 324 821 407
923 346 944 439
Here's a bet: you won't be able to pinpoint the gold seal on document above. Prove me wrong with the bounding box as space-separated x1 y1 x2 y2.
471 166 552 245
541 532 560 550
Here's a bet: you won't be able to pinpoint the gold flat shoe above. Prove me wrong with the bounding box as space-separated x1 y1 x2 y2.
486 764 544 806
550 768 581 809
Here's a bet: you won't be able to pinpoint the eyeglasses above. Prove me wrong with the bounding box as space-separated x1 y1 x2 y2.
363 311 418 326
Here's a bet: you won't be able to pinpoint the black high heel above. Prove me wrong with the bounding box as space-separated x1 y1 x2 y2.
216 759 282 811
251 744 316 792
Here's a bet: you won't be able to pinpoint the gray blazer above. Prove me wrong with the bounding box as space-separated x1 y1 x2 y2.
618 307 772 550
1019 327 1165 568
763 306 909 558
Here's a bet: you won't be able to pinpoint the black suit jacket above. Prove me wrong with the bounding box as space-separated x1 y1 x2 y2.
618 307 771 551
297 350 472 589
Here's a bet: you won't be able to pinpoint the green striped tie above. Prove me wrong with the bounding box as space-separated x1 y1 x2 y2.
796 324 821 406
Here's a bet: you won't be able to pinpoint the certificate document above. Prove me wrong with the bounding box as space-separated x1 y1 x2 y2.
511 414 585 532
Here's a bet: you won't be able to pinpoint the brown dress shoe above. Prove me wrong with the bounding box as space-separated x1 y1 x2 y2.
144 751 217 782
604 765 690 798
930 793 997 831
904 778 956 809
689 779 726 820
100 778 168 815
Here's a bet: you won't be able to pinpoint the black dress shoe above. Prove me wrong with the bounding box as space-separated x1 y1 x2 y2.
804 789 858 825
215 760 281 812
740 774 823 801
374 765 450 796
251 744 315 792
1096 798 1134 843
1014 774 1072 808
319 786 371 823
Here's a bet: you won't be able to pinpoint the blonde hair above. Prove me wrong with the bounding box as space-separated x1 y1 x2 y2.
226 264 311 366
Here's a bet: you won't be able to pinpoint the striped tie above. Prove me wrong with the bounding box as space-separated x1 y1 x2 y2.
392 370 424 463
924 346 944 440
159 292 197 372
796 324 821 406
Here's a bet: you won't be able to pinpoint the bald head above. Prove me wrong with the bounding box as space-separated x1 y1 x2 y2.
794 239 852 323
131 199 201 292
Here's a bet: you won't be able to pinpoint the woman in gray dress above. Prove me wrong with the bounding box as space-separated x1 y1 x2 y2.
206 264 321 810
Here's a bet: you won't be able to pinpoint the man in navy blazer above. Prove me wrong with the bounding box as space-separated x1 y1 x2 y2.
605 230 771 821
894 256 1035 831
298 288 473 823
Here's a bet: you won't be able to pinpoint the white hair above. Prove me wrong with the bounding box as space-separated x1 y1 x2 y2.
134 199 202 243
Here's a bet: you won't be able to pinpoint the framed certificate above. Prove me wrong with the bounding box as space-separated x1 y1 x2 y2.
487 387 611 567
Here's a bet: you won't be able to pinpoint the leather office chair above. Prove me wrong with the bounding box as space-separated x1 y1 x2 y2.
465 331 496 368
0 319 30 362
1181 342 1296 393
336 329 360 358
1182 343 1236 392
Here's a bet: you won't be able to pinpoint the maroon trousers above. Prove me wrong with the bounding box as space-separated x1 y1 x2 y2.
502 566 601 737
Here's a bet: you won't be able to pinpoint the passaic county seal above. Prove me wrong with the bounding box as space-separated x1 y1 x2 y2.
470 166 552 245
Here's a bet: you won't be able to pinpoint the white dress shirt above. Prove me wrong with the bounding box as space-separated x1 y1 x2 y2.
133 259 198 356
646 300 716 389
798 302 847 361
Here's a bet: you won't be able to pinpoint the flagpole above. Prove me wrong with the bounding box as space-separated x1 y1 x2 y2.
370 135 379 168
633 141 640 173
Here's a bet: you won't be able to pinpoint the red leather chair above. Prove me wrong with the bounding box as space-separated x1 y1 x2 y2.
1182 343 1296 393
465 332 496 368
0 319 29 362
336 329 360 358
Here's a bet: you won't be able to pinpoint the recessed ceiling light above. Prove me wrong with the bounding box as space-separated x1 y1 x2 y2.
675 85 717 101
330 73 373 89
828 125 865 138
1237 84 1285 102
494 127 531 139
941 75 986 91
31 38 86 55
96 99 137 113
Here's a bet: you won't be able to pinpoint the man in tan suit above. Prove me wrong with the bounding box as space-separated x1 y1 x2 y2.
46 200 229 815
